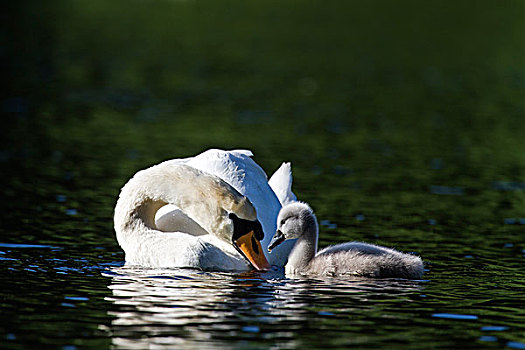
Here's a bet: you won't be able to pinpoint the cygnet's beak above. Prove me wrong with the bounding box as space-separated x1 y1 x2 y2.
234 231 271 271
268 229 285 252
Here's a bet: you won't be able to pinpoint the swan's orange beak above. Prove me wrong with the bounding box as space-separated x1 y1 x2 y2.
234 231 271 271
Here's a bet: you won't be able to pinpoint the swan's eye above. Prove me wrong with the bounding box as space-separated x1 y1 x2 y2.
280 219 285 226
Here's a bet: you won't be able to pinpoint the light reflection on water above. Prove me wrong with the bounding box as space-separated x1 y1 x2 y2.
103 266 424 349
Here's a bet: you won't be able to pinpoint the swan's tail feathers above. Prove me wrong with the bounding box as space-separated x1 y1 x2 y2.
269 162 297 206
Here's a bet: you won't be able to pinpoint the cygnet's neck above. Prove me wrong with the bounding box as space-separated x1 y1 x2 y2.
286 212 319 273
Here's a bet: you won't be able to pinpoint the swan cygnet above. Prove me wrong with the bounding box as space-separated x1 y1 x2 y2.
268 202 424 279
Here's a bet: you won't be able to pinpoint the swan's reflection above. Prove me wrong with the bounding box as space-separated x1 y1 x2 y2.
103 266 423 349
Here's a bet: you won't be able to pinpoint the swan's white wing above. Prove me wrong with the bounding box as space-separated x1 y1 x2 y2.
268 162 297 205
187 149 263 194
224 149 254 158
155 205 208 236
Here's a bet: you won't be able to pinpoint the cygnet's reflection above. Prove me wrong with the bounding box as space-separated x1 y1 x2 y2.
103 266 423 349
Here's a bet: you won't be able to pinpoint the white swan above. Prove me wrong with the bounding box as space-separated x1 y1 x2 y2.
114 149 296 271
268 202 424 279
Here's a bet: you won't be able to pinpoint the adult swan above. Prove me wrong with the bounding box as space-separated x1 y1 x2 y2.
114 149 296 271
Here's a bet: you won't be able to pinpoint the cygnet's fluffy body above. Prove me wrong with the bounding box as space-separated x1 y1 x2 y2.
269 202 424 279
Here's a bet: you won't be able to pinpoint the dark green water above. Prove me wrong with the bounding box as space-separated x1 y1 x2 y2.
2 1 525 349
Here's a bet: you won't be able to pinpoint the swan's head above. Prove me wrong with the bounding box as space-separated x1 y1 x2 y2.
228 212 270 271
210 182 270 271
268 202 316 252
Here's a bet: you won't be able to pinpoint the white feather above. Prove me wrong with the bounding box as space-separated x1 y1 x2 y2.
269 162 297 206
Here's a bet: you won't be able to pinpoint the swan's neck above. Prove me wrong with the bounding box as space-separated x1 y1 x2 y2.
286 214 318 273
114 162 255 250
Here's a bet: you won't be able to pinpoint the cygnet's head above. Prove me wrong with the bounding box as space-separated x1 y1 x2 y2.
268 202 316 251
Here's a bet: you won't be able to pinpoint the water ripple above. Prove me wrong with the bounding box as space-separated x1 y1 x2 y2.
102 266 424 348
